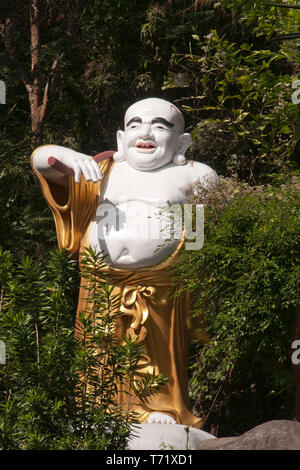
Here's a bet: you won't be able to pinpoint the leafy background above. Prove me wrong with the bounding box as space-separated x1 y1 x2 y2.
0 0 299 446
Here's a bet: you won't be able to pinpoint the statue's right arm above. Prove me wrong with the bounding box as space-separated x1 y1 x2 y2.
31 145 103 186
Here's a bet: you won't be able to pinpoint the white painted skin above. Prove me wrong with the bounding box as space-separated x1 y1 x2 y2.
117 97 190 171
147 412 177 425
32 98 217 424
32 97 217 270
32 145 103 184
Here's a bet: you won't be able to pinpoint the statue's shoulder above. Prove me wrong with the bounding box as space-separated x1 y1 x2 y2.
186 160 218 187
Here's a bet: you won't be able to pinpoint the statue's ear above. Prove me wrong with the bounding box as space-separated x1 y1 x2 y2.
178 133 192 154
173 133 192 165
113 130 126 162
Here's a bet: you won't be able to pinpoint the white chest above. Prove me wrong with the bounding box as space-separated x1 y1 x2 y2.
88 162 190 268
102 162 189 205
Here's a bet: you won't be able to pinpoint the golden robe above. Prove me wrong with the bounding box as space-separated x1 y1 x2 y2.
31 151 203 428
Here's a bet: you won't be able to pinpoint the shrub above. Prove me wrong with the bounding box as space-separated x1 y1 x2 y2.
176 176 300 435
0 248 165 449
163 6 300 183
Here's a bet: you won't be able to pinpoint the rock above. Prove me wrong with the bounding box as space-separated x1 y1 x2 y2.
128 423 216 450
197 420 300 450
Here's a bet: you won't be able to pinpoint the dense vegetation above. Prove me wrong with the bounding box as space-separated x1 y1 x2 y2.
0 248 165 449
178 176 300 435
0 0 299 445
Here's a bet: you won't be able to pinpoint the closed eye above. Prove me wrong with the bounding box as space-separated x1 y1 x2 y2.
129 122 142 130
126 117 142 128
151 117 174 129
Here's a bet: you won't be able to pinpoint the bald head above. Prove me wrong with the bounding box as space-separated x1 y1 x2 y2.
124 98 185 135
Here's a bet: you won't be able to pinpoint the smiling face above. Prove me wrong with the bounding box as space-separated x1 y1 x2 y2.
117 98 186 171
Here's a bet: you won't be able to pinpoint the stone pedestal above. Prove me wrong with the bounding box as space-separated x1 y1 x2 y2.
128 423 216 450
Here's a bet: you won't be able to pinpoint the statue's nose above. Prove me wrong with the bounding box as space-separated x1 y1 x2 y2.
140 123 153 139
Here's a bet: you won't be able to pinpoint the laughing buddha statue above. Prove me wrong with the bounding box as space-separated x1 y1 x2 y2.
31 98 217 428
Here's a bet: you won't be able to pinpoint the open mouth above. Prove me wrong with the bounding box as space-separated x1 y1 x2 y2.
135 141 157 153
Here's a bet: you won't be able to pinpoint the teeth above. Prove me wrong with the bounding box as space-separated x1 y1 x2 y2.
137 143 155 148
136 141 156 152
135 141 156 153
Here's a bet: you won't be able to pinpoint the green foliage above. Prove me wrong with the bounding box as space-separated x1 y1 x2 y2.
175 176 300 435
0 0 299 440
163 2 300 182
222 0 300 41
1 0 216 257
0 248 165 449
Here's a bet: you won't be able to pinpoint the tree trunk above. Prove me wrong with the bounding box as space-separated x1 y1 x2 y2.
28 0 43 148
1 0 87 149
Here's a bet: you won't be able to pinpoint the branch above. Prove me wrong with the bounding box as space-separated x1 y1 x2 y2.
265 3 300 9
39 52 64 122
30 0 41 95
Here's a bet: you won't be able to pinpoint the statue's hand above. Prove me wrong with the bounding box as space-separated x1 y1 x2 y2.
48 152 103 183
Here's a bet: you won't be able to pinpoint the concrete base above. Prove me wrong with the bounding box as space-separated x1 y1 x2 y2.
128 423 216 450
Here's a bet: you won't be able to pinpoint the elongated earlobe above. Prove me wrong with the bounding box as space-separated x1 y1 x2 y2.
114 130 126 162
173 154 186 165
113 151 125 162
173 133 192 165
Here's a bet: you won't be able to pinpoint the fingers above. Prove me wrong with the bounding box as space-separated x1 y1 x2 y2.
91 159 103 181
85 159 99 182
77 159 92 182
73 160 82 183
74 157 103 183
55 151 104 183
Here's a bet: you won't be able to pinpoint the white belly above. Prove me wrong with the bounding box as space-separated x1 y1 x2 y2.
88 200 181 268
